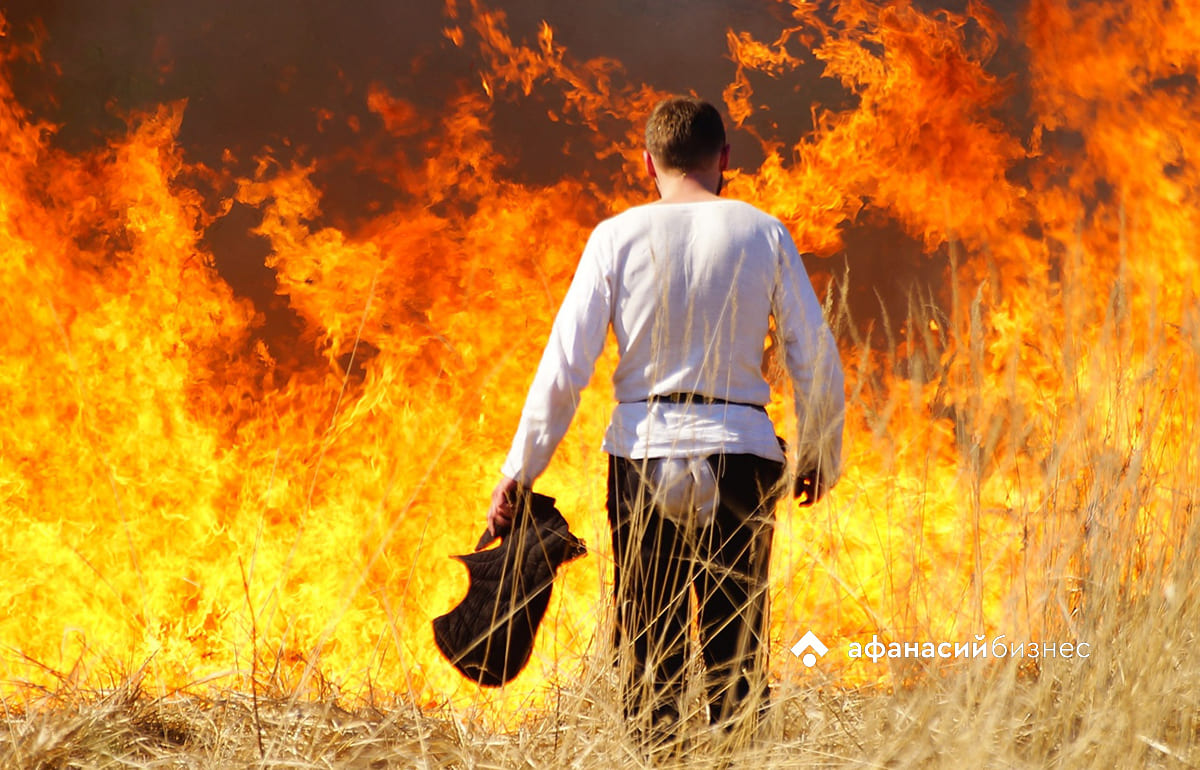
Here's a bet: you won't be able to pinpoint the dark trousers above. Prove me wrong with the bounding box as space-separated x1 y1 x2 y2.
606 452 784 737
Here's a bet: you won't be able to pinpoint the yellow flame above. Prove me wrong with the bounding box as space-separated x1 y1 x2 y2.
1 0 1197 723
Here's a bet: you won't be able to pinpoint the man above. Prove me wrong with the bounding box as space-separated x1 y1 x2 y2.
486 96 845 743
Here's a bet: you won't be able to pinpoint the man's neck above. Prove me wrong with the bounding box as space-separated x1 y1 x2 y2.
655 171 723 203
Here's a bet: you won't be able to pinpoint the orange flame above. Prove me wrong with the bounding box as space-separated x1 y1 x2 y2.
1 0 1198 719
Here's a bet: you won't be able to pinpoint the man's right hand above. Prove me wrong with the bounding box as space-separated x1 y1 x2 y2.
485 476 522 542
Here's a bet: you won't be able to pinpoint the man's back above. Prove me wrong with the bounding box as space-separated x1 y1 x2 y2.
599 198 785 407
498 192 840 481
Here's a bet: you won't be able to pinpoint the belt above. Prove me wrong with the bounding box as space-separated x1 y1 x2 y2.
624 393 768 415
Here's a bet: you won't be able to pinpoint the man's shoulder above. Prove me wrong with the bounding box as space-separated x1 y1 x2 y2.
589 203 655 241
723 199 787 228
600 199 785 228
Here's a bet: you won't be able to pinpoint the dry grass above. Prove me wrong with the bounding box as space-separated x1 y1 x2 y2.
5 628 1200 770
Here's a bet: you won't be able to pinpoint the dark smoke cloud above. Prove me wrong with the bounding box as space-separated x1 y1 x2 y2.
4 0 1022 163
4 1 463 156
2 0 1029 339
3 0 800 159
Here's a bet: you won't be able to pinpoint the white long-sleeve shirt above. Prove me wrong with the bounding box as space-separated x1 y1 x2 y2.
500 198 844 486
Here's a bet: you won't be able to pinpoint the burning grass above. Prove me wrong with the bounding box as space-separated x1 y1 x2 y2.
4 0 1200 766
4 261 1199 768
4 559 1200 768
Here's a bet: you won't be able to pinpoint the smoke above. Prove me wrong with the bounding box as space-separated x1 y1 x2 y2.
2 0 1029 337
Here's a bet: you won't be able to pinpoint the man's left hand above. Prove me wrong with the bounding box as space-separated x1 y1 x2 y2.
794 467 828 507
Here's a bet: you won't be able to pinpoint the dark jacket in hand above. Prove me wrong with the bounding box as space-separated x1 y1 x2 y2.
433 492 587 686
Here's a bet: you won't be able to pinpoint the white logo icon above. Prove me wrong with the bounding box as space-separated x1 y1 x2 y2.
790 630 829 667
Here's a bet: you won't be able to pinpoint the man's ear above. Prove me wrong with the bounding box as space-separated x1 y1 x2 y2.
719 143 730 172
643 150 657 180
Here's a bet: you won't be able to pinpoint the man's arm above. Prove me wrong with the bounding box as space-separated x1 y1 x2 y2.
772 231 845 504
486 229 613 535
